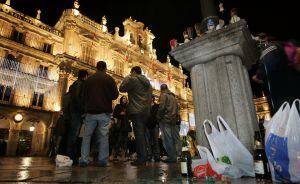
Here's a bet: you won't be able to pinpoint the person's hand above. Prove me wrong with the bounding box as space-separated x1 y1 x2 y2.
252 75 263 84
120 112 126 115
128 131 135 140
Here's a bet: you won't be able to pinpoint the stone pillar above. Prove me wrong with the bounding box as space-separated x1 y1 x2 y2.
6 129 20 156
58 71 70 106
170 20 259 151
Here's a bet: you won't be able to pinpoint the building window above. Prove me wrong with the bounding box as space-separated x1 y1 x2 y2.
38 65 48 79
32 92 44 107
43 43 52 54
11 29 25 44
0 84 12 102
114 60 124 76
81 45 96 66
0 55 20 71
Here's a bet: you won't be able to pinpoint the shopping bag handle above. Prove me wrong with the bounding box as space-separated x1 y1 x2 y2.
203 119 220 137
217 115 231 132
291 99 300 109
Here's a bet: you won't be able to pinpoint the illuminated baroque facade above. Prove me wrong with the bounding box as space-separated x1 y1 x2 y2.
0 1 194 155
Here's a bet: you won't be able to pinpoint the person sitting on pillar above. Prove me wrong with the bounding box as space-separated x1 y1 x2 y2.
119 66 152 166
67 69 88 165
156 84 179 163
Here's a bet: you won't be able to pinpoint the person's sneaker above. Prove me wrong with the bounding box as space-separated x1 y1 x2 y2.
130 161 146 166
79 162 88 167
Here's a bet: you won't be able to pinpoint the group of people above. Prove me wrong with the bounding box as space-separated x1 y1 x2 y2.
52 61 182 167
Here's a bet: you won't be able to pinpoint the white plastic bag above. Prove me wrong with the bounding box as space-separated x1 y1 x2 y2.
217 116 255 177
193 146 242 179
203 117 255 178
55 154 73 167
203 120 229 162
265 100 300 182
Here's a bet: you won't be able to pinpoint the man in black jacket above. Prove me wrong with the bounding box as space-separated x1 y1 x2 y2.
67 69 88 164
79 61 119 167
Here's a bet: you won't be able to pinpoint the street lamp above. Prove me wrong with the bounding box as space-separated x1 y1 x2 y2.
14 113 23 123
29 124 35 132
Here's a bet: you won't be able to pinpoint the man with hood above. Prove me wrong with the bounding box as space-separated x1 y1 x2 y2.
119 66 152 166
156 84 179 163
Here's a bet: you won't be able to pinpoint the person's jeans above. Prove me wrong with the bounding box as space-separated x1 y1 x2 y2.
173 125 181 158
67 112 82 161
130 113 148 163
80 113 110 165
146 125 160 159
159 122 177 161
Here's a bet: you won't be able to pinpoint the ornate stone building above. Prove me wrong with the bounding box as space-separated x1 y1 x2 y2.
0 1 194 156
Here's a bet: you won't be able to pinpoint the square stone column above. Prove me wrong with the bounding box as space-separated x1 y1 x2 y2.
170 20 259 151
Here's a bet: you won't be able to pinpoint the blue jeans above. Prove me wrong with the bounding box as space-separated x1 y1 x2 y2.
159 123 177 161
130 113 148 163
67 112 82 161
173 125 181 157
80 113 110 164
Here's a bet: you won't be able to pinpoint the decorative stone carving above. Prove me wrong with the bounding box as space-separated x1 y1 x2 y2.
74 0 80 9
36 9 41 20
5 0 10 6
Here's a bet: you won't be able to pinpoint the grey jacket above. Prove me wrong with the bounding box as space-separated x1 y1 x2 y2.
119 74 152 116
156 90 179 124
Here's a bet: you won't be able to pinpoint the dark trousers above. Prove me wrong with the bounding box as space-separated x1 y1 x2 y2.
130 113 148 163
114 131 129 157
146 125 160 159
67 112 82 161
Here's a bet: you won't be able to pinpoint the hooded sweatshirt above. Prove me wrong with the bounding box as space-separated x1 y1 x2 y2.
119 74 152 116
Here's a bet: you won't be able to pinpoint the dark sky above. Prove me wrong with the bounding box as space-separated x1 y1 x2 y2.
2 0 299 63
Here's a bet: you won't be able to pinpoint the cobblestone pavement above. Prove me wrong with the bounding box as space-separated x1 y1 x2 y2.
0 157 264 183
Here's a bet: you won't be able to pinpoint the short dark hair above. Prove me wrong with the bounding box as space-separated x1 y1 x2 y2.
160 84 168 91
78 69 88 79
131 66 142 74
96 61 107 70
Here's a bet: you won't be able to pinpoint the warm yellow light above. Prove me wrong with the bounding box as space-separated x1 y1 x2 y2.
29 126 35 132
73 9 80 16
54 104 61 112
14 113 23 122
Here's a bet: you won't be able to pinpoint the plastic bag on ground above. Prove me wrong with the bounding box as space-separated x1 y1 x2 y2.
193 146 242 179
216 116 255 177
265 100 300 183
55 154 73 167
203 118 255 177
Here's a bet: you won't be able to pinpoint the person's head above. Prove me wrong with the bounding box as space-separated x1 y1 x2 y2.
284 40 300 62
160 84 168 91
230 8 238 16
96 61 107 71
152 95 156 104
120 95 127 105
78 69 88 80
130 66 142 75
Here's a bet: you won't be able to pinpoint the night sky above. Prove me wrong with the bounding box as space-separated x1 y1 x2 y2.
2 0 299 63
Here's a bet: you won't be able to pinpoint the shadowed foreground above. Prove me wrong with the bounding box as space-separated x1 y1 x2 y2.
0 157 262 183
